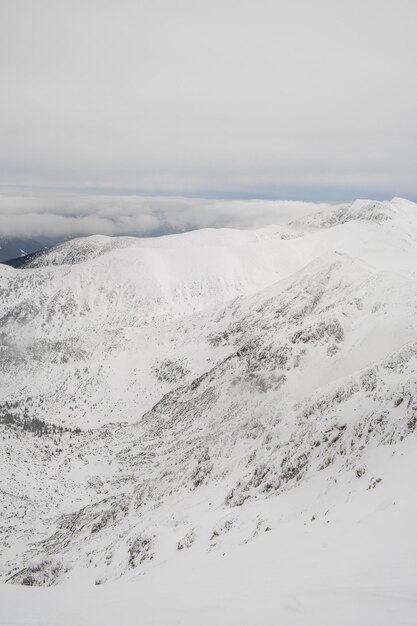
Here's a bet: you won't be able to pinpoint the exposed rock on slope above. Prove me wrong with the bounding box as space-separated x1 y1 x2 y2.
1 198 417 595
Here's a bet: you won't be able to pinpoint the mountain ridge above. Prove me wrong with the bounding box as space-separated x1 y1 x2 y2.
1 197 417 625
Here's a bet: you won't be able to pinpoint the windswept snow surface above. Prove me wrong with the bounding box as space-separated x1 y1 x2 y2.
1 198 417 625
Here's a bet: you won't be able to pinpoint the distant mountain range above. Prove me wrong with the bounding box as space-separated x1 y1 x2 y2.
0 236 64 263
0 229 182 265
0 237 43 262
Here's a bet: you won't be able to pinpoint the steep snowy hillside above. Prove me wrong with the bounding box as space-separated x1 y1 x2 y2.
1 198 417 625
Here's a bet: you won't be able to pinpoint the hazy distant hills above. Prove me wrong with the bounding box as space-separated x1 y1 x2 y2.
0 235 68 264
0 237 46 263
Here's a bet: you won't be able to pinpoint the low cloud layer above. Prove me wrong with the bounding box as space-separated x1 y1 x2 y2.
0 190 336 239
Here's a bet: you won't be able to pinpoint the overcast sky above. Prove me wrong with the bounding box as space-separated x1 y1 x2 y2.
1 0 416 237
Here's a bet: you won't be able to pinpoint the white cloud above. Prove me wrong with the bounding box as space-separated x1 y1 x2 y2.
0 190 334 238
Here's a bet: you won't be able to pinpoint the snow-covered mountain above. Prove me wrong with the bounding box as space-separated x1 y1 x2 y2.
1 198 417 626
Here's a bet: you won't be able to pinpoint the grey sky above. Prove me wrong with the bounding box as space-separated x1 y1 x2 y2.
0 0 416 236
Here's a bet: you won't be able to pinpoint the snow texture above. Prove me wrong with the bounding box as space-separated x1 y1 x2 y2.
1 197 417 625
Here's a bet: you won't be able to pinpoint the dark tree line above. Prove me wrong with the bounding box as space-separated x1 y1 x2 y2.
0 402 81 436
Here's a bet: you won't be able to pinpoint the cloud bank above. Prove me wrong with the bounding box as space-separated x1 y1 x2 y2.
0 191 334 239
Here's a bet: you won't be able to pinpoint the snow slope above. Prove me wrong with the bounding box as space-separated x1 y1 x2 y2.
1 437 416 626
1 197 417 625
